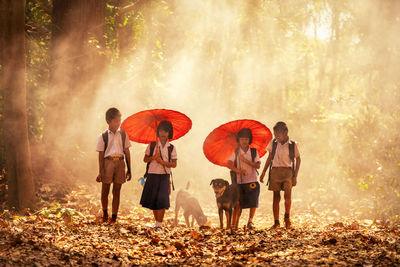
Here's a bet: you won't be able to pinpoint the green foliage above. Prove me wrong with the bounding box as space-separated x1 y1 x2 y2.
25 0 52 141
35 202 85 218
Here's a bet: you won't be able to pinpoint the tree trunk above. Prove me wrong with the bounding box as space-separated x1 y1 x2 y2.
45 0 107 153
0 0 36 210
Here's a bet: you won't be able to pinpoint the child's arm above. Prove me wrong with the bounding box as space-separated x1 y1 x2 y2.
125 147 132 181
239 154 261 169
157 159 177 168
227 160 247 175
293 156 301 186
143 144 159 163
259 153 273 183
96 151 105 182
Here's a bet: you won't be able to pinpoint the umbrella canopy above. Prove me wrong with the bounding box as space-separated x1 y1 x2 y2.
203 119 272 167
121 109 192 144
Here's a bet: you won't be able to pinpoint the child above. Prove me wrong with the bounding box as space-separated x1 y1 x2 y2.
140 120 177 230
260 121 301 229
227 128 261 230
95 107 132 223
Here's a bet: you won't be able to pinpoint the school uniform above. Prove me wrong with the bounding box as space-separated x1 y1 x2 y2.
266 138 300 191
140 140 177 210
228 147 261 209
95 129 131 184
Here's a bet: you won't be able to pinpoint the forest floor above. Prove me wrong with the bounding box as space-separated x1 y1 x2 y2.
1 182 400 266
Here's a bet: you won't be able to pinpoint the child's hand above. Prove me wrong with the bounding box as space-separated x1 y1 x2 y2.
96 173 102 183
239 154 249 165
153 149 162 161
240 168 247 176
155 157 164 165
260 171 265 183
126 172 131 181
292 176 297 186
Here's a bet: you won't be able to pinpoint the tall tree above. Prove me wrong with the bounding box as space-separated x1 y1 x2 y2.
45 0 107 154
0 0 36 209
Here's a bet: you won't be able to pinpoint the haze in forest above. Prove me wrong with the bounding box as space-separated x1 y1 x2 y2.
39 0 400 220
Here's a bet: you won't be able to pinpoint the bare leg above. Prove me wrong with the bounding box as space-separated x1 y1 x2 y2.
111 183 122 215
248 207 256 223
101 183 111 211
156 209 165 222
284 188 292 215
273 191 281 221
153 210 158 222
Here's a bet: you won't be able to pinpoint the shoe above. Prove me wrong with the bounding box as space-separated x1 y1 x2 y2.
109 214 117 224
284 218 292 229
154 226 162 231
270 223 280 229
247 222 254 230
102 216 108 223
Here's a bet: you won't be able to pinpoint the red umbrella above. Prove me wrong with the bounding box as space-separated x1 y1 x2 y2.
121 109 192 144
203 119 272 167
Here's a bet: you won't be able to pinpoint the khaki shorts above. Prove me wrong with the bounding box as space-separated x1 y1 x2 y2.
268 167 293 191
103 158 126 184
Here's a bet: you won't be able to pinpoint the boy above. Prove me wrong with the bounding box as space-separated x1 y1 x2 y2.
140 120 177 230
260 121 301 229
227 128 261 230
96 107 132 223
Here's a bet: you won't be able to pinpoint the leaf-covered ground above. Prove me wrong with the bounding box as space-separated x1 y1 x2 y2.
1 184 399 266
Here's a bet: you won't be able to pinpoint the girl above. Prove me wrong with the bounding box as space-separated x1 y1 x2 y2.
140 120 177 229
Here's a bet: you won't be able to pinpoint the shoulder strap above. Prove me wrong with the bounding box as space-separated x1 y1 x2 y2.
250 147 257 162
289 140 296 176
233 148 239 168
267 139 278 186
271 139 278 160
250 147 259 175
168 144 174 162
102 131 108 152
149 141 156 156
120 130 126 152
289 140 295 161
144 142 157 178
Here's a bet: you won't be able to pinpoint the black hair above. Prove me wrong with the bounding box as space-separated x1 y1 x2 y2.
237 128 253 144
157 120 173 139
273 121 288 133
105 107 121 121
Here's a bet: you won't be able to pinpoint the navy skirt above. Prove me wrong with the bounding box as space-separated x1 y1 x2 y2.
140 174 170 210
238 182 260 209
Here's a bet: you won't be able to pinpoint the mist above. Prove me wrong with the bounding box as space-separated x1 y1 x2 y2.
40 0 400 222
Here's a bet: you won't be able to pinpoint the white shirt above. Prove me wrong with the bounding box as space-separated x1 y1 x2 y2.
95 129 131 158
145 140 177 174
266 139 300 168
228 147 260 184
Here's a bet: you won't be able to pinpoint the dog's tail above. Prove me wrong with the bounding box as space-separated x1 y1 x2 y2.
186 181 190 190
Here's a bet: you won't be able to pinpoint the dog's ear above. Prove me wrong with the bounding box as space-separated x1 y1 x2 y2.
224 180 229 187
210 179 215 186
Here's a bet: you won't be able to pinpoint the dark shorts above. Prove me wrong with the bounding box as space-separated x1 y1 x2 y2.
140 174 170 210
103 158 126 184
238 182 260 209
268 167 292 191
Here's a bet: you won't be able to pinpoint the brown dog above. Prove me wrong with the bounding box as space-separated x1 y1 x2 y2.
210 178 239 229
174 183 207 227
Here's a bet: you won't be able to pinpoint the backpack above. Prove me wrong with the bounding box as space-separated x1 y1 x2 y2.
267 139 296 185
143 141 175 190
230 147 257 184
102 130 130 173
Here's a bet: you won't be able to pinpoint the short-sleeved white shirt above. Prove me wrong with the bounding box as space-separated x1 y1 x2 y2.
145 140 177 174
95 129 131 158
266 138 300 168
228 147 260 184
